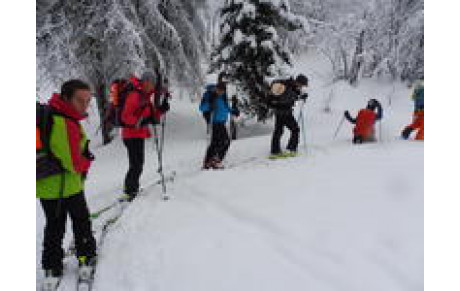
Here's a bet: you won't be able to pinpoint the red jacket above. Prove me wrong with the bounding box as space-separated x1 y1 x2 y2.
354 109 377 139
121 87 165 139
48 93 91 173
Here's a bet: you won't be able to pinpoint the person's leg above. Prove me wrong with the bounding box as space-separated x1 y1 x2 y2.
40 199 67 275
215 123 230 161
285 113 300 152
413 113 424 140
353 135 364 144
66 192 97 262
123 138 145 197
271 114 284 154
205 123 220 165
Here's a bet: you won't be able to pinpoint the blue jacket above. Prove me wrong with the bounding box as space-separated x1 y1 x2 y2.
199 85 235 123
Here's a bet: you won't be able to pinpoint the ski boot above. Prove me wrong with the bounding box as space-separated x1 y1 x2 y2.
210 157 224 170
77 256 97 290
42 269 62 291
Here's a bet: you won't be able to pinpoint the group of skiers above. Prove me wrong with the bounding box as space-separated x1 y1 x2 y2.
36 70 423 289
36 71 170 290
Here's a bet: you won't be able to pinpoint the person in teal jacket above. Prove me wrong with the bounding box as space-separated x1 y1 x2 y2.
199 82 239 169
37 80 97 286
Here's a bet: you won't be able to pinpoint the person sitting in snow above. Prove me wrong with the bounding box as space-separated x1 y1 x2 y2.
401 79 424 141
344 98 383 144
267 74 309 159
200 82 240 169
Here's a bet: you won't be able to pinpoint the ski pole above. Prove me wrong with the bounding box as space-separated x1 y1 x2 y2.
152 121 168 200
298 100 307 152
333 116 346 140
157 113 166 167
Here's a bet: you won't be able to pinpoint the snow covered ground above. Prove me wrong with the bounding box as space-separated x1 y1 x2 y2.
36 52 423 290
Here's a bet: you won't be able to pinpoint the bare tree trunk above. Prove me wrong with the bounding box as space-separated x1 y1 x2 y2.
95 79 113 145
339 45 348 80
349 30 365 85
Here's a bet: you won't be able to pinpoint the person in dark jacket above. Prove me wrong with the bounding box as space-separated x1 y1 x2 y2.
267 74 309 158
344 99 383 144
199 82 239 169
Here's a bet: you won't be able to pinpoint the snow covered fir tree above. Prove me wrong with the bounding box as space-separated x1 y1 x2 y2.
34 1 425 291
210 0 306 120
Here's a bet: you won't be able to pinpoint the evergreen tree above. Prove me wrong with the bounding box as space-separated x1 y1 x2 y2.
37 0 209 144
210 0 305 120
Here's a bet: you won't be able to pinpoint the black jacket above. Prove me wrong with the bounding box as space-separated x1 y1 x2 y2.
267 78 302 114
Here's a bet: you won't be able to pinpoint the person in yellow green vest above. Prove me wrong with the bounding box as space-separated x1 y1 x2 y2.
36 80 97 286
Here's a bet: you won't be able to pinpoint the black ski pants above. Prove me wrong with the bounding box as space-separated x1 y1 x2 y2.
40 192 96 272
205 123 230 163
123 138 145 195
271 112 300 154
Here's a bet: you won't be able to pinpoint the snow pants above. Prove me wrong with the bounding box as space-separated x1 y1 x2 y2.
403 111 424 140
205 123 230 163
123 138 145 195
271 112 300 154
40 192 96 273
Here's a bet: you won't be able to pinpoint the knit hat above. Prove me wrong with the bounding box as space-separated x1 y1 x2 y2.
295 74 309 86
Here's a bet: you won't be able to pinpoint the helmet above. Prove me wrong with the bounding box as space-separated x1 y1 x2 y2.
367 99 379 110
295 74 309 86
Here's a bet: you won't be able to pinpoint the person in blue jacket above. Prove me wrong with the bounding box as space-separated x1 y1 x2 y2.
199 82 239 169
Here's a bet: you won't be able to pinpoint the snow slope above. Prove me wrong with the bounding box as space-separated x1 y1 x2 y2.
36 52 423 290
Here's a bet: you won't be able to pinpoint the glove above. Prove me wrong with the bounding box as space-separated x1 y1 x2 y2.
82 141 95 161
344 110 350 118
300 93 308 101
203 111 211 124
140 116 152 126
159 98 170 112
401 127 413 139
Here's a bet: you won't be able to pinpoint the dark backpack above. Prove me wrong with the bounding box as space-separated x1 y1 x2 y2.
106 79 142 127
200 84 217 124
36 102 64 179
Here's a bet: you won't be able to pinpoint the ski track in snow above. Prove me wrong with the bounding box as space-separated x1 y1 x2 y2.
180 181 349 290
37 53 422 291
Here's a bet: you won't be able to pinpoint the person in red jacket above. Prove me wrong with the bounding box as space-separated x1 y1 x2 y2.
344 99 383 144
121 71 170 201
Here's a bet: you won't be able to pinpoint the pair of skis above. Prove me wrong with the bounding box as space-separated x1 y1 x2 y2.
47 172 176 291
65 171 177 258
